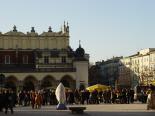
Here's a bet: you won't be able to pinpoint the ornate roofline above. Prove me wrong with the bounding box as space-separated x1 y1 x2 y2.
0 23 70 37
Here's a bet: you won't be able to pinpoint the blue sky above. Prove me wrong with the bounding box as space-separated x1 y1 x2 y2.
0 0 155 63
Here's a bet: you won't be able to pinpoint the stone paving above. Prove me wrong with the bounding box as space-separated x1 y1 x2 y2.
13 103 155 112
0 103 155 116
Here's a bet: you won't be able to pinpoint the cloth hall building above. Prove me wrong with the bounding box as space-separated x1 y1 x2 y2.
0 24 89 91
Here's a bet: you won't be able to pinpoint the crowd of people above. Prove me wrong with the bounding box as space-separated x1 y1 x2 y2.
0 87 153 114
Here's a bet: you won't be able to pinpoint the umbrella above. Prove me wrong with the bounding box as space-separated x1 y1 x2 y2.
151 80 155 86
86 84 111 92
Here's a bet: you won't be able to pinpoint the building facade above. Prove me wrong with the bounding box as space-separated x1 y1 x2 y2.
118 57 131 88
0 24 89 91
100 57 121 88
118 48 155 88
88 63 104 86
89 57 121 88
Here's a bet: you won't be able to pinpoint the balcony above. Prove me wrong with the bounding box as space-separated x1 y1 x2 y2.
37 63 73 68
36 68 76 72
0 63 76 73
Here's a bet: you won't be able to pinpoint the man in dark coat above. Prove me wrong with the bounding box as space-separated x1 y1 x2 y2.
4 90 14 114
0 90 5 112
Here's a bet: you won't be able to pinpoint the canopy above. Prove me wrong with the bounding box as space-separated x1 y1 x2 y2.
86 84 111 92
143 80 155 86
151 80 155 86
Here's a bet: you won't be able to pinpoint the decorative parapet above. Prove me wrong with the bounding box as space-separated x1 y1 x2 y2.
0 24 70 50
0 23 69 37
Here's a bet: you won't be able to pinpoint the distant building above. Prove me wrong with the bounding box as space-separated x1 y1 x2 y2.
88 64 103 86
89 57 122 88
0 24 89 91
118 48 155 88
100 57 122 88
118 57 131 88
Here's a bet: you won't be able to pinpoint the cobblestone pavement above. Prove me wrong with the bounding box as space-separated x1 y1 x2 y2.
0 103 154 116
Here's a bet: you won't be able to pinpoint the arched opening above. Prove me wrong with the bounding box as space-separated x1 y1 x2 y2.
60 75 76 89
79 84 85 91
5 81 16 91
41 79 52 88
41 76 56 89
61 79 70 87
23 76 37 91
23 81 35 91
5 76 18 91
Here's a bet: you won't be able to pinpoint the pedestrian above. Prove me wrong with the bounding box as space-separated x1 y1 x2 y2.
0 90 5 112
4 90 14 114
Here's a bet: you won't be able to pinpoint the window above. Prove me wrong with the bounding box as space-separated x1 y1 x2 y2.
144 58 146 62
61 56 66 63
44 56 49 64
150 57 152 62
5 55 10 64
23 55 28 64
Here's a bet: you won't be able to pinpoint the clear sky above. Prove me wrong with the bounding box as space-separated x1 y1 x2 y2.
0 0 155 63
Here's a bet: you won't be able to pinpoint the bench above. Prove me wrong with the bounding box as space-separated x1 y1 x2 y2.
69 107 86 114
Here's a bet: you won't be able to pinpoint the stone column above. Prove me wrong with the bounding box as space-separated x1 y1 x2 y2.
35 80 42 90
17 80 23 92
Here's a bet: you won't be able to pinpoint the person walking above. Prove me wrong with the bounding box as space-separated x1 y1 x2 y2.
0 90 5 112
4 90 14 114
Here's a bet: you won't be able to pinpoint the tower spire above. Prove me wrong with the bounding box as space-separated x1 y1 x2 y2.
60 25 63 32
79 40 81 48
48 26 52 32
13 25 17 32
64 21 66 33
66 21 69 33
64 21 65 26
31 27 35 32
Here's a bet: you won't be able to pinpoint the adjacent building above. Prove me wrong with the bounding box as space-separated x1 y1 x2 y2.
118 48 155 88
89 57 121 88
89 48 155 89
118 57 131 88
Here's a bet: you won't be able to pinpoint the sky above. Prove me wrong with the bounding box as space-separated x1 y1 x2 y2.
0 0 155 63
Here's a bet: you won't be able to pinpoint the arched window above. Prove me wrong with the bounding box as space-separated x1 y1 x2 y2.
44 56 49 64
5 55 10 64
23 55 28 64
61 56 66 63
